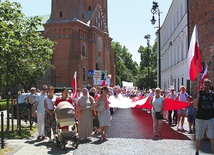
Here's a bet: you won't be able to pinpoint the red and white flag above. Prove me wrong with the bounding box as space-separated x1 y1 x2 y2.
72 71 77 98
195 65 208 91
187 25 202 81
101 80 106 86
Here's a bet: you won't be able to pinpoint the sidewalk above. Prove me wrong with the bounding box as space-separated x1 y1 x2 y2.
5 134 75 155
0 110 75 155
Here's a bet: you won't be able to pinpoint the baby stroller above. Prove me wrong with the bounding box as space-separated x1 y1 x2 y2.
55 101 78 149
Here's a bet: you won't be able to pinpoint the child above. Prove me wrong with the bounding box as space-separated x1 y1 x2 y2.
186 96 196 134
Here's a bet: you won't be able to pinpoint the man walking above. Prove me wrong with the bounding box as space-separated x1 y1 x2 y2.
194 78 214 155
25 87 37 108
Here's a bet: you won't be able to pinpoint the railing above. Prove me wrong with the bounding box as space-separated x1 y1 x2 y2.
1 111 4 149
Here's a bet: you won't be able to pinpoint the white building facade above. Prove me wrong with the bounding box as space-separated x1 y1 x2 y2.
160 0 189 92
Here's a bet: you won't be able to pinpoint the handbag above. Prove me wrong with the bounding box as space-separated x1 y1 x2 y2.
152 99 163 120
89 96 96 117
155 112 163 120
96 98 105 112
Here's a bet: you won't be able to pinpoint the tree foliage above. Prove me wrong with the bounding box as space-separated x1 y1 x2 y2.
0 0 55 92
0 0 55 130
111 41 139 86
137 41 157 90
111 40 157 90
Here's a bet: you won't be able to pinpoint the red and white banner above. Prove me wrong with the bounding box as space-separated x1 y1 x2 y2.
195 65 208 91
71 71 77 98
109 95 189 110
187 25 202 81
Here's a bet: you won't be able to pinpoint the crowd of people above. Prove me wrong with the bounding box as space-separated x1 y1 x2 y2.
23 85 112 142
20 78 214 154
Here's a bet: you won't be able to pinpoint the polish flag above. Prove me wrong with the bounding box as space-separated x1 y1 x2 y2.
187 25 202 81
72 71 77 98
102 80 106 86
195 65 208 91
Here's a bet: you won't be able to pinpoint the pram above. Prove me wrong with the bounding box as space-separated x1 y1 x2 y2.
55 101 78 149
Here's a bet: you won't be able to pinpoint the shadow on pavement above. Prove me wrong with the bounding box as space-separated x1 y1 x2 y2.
25 139 74 154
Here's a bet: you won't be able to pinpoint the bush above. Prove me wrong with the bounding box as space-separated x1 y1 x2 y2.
0 102 7 111
0 99 13 111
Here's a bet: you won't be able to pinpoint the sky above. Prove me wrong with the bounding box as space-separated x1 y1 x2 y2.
5 0 172 64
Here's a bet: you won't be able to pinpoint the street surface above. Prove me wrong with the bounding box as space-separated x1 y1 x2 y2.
2 108 213 155
74 108 212 155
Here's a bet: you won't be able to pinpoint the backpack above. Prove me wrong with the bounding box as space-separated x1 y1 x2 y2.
178 92 188 99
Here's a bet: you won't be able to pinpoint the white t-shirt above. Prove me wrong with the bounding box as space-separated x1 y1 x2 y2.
36 93 47 114
44 95 56 110
178 93 188 102
28 93 36 105
177 92 188 110
166 93 176 100
152 96 164 112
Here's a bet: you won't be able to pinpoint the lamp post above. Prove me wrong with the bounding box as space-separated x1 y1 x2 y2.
144 34 151 90
151 1 161 88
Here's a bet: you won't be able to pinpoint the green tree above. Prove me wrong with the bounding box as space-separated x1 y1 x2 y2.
111 41 138 86
0 0 54 130
137 41 157 90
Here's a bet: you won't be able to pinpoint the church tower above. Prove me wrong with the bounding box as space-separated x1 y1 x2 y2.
48 0 86 23
44 0 115 88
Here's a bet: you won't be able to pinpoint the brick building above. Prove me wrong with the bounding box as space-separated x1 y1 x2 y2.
43 0 115 88
188 0 214 86
160 0 214 93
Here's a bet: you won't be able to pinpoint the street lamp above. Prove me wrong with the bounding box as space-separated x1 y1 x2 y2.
144 34 151 90
151 1 161 88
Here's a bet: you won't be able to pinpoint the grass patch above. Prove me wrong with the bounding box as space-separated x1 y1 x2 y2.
0 147 14 155
0 124 38 139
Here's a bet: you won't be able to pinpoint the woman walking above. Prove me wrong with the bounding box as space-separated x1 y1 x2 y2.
150 88 165 138
77 88 95 141
96 86 111 140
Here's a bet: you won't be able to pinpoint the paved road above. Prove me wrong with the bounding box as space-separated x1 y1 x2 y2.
3 108 213 155
74 108 212 155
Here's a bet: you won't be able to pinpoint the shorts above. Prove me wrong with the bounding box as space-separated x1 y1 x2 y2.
177 109 186 115
195 118 214 139
188 115 195 123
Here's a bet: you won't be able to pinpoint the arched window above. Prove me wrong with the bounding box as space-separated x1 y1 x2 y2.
83 67 86 81
82 43 86 57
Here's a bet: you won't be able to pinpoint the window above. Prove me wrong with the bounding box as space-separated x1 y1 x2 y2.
82 43 86 57
59 11 62 17
82 14 84 19
178 78 180 90
83 67 86 81
181 77 184 85
89 6 91 11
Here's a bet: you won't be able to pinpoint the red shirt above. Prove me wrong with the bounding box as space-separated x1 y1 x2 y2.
55 98 73 106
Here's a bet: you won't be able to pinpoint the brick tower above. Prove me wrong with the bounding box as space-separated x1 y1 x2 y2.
44 0 115 88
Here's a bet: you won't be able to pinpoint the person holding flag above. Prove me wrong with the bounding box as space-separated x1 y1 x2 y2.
194 78 214 155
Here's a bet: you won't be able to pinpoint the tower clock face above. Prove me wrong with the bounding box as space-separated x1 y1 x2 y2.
97 37 103 51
